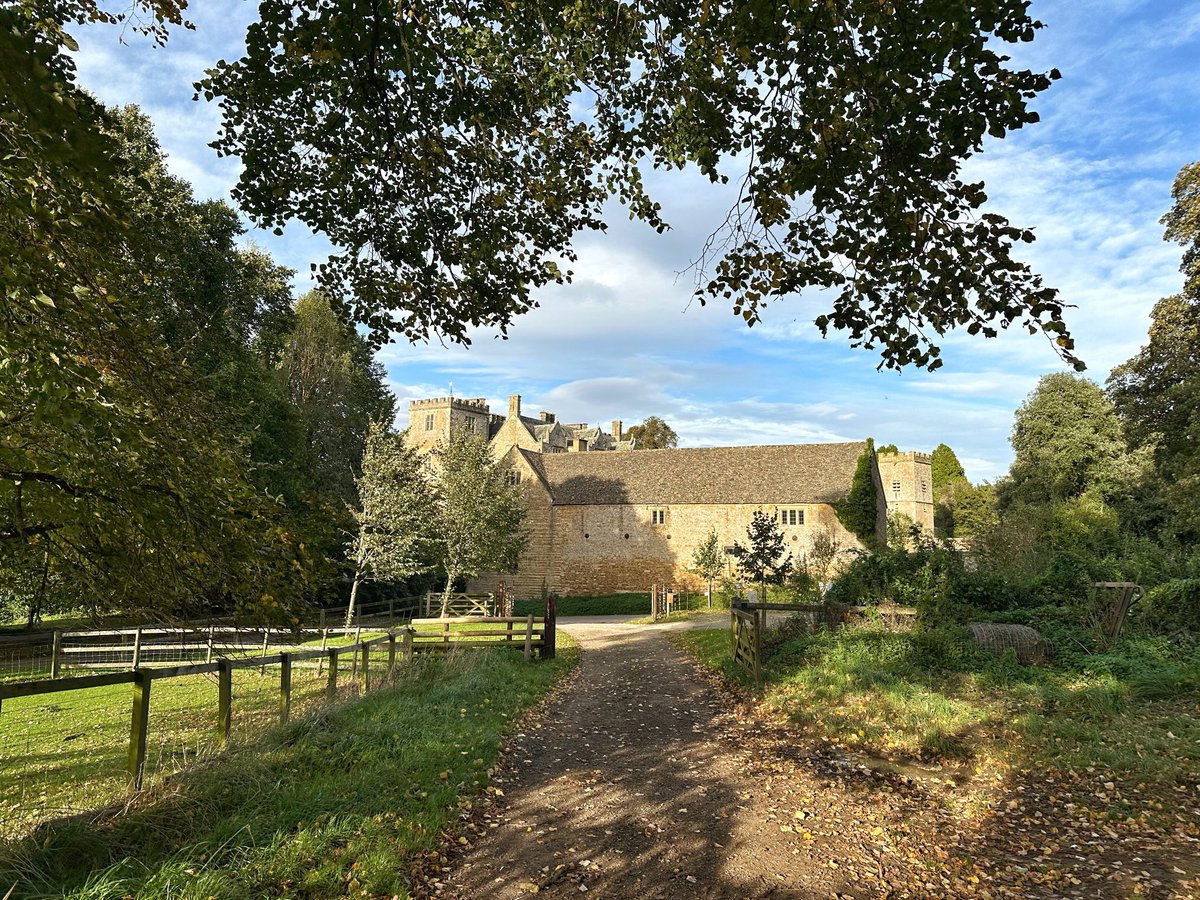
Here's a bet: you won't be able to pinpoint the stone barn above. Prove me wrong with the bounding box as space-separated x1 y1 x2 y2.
405 392 934 597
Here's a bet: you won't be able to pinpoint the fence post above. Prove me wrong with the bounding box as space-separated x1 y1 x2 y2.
278 652 292 724
205 626 215 664
259 630 270 674
326 648 339 703
388 597 395 625
360 640 370 691
402 629 413 664
319 608 326 630
51 630 62 678
128 669 151 789
217 658 232 747
317 628 329 675
523 614 534 661
649 583 656 621
388 633 397 676
131 626 143 670
542 594 556 660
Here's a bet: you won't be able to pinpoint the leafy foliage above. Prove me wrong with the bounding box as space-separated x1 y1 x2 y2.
930 444 966 495
346 424 434 623
690 527 725 606
1 90 394 621
730 511 793 596
280 291 397 504
833 440 879 547
1002 373 1144 508
625 416 679 450
196 0 1074 371
432 435 528 607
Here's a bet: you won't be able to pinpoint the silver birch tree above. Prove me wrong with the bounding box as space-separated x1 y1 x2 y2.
346 422 433 626
432 435 527 615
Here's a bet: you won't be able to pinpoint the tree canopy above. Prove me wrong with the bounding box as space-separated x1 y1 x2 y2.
1002 374 1141 509
730 511 793 597
0 99 396 623
191 0 1072 371
625 416 679 450
431 436 527 607
930 444 967 496
1108 161 1200 535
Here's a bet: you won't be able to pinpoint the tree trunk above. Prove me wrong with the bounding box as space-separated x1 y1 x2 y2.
440 572 455 618
707 578 712 608
345 541 369 629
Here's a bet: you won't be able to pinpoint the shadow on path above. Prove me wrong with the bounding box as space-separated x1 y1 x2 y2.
445 623 874 899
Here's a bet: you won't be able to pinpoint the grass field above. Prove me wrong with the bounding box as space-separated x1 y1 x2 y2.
0 624 542 841
672 623 1200 815
0 638 577 898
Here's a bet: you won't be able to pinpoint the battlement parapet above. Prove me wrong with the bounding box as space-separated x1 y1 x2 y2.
409 396 490 411
877 450 932 464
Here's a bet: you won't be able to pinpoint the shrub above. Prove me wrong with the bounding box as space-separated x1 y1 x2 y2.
1135 578 1200 633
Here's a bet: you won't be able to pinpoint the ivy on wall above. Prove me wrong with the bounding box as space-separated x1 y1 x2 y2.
835 439 880 548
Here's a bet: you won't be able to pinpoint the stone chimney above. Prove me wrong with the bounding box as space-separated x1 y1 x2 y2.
611 420 623 440
540 411 556 423
508 394 521 419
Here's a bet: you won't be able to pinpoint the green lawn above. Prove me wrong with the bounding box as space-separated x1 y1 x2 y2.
672 624 1200 808
0 638 577 898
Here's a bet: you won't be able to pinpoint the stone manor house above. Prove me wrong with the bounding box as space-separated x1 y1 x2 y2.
406 394 935 597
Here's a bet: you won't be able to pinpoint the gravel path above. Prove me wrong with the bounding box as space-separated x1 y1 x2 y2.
444 620 870 899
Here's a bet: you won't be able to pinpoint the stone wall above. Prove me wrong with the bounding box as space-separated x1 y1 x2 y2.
876 451 935 533
405 396 491 454
471 497 867 597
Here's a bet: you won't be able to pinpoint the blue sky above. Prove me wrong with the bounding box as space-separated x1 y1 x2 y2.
72 1 1200 481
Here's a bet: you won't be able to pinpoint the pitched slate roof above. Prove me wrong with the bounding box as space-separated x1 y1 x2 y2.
521 442 868 506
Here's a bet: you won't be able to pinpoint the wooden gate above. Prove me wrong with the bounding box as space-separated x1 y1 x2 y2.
730 605 761 685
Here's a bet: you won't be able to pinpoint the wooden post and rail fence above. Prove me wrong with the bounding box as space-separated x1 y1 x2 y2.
0 609 555 793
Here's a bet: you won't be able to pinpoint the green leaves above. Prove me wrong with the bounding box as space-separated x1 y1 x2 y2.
730 510 793 590
198 0 1070 370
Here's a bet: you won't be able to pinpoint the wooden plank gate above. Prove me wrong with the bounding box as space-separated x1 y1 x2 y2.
421 592 496 618
730 604 762 686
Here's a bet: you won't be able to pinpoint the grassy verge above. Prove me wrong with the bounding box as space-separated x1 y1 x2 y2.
672 624 1200 806
1 638 577 898
514 593 649 617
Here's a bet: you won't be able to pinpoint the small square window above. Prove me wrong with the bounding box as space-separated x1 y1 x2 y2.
506 470 521 486
779 509 802 526
891 481 901 492
425 413 435 431
651 509 666 526
464 416 476 433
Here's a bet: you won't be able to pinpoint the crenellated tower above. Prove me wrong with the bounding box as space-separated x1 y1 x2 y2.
405 396 492 454
875 450 935 534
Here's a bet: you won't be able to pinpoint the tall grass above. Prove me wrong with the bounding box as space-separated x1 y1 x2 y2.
0 640 577 899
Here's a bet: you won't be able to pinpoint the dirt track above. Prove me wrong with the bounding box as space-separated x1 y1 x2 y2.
445 621 886 899
442 620 1200 900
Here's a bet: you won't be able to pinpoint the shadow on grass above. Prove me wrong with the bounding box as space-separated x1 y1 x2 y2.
0 646 576 899
671 622 1200 896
